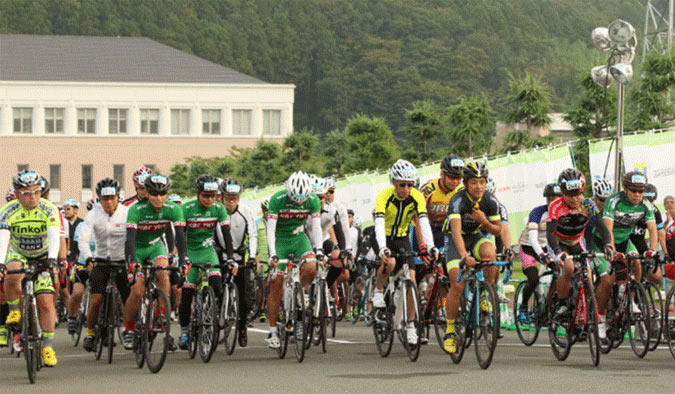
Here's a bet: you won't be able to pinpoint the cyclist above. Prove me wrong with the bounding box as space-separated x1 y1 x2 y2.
665 195 675 259
547 169 610 321
122 166 153 207
516 183 562 321
256 199 270 322
630 184 667 261
325 177 353 258
484 177 514 305
441 162 501 353
167 194 182 206
309 176 343 294
217 177 256 347
594 172 659 338
0 170 62 366
373 159 437 346
63 199 83 262
86 198 99 211
264 171 323 349
124 174 187 350
76 178 131 351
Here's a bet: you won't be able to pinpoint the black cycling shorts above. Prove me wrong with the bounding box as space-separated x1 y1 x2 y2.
89 264 131 303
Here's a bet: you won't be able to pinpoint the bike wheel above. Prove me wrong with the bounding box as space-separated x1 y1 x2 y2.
95 294 109 361
293 284 307 362
474 282 499 369
401 280 422 362
198 286 219 362
188 290 200 359
277 298 288 359
513 280 541 346
373 307 394 357
665 287 675 359
143 289 171 373
335 282 346 322
548 294 571 361
643 281 663 352
319 286 328 353
432 285 449 352
450 291 468 364
222 283 239 356
72 290 88 347
249 276 263 323
330 298 337 338
107 290 120 364
583 281 600 367
627 281 650 359
23 301 37 384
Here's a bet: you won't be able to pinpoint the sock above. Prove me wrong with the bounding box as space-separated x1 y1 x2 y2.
446 319 456 333
7 299 19 312
269 326 277 335
42 331 55 348
87 328 96 337
406 322 414 329
125 320 136 331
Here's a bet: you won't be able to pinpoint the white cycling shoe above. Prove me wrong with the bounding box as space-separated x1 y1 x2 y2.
372 291 385 309
266 333 280 349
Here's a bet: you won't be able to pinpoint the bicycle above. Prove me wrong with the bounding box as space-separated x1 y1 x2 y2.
547 252 602 367
451 255 512 369
132 260 180 373
184 263 221 363
513 259 558 346
372 249 427 362
349 256 377 326
665 282 675 359
220 260 245 356
93 258 126 364
640 255 664 352
596 253 652 358
70 276 90 347
421 256 453 353
5 259 54 384
306 257 333 353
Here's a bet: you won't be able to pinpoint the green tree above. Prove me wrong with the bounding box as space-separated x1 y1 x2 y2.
400 100 443 164
233 140 286 188
281 128 321 174
627 50 675 130
322 128 348 177
504 72 553 128
446 95 494 157
342 115 400 174
168 156 235 196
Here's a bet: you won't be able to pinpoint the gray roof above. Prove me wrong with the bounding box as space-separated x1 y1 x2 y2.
0 34 267 84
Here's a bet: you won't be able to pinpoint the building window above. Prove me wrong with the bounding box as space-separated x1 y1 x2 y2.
232 109 251 135
17 164 29 172
109 109 128 134
77 108 97 134
49 165 61 190
171 109 190 135
13 107 33 134
263 110 281 135
202 109 220 135
45 108 64 134
140 109 159 134
113 164 125 189
82 164 93 189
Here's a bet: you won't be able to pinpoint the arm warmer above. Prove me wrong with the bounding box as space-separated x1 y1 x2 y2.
218 223 234 258
174 226 187 262
125 228 137 264
47 226 61 259
246 212 258 257
338 206 352 251
594 216 611 246
528 228 545 256
78 221 93 261
374 216 387 254
311 215 323 251
164 226 175 253
546 220 560 254
266 216 278 257
0 229 10 265
418 216 435 249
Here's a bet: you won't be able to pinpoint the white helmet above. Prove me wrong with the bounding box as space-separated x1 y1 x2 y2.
592 177 613 199
308 175 327 195
286 171 311 205
389 159 417 182
485 177 496 194
325 176 336 189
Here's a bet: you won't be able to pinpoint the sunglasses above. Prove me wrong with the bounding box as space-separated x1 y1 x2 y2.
442 172 462 180
398 182 415 188
562 190 583 197
148 190 168 196
327 190 335 194
626 188 644 194
201 192 218 199
18 189 41 196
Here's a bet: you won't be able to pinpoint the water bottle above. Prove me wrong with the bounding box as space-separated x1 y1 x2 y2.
419 281 429 306
617 283 626 305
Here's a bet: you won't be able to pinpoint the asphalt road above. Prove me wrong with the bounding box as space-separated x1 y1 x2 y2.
2 321 673 393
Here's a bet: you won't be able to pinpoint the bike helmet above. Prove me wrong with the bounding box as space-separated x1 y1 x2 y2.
440 154 465 177
221 177 243 195
285 171 311 205
485 177 496 194
132 166 154 187
144 175 171 195
40 176 50 195
168 194 182 204
389 159 418 182
644 183 657 202
86 198 100 210
309 175 327 195
325 176 337 190
557 168 586 194
592 177 613 199
5 188 16 202
12 169 41 190
261 199 270 212
543 183 562 198
63 198 80 208
622 171 647 191
96 178 120 198
463 161 489 181
195 174 220 194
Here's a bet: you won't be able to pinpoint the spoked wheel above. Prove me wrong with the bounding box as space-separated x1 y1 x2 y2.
450 292 468 364
432 286 449 352
474 282 499 369
548 295 572 362
330 299 337 338
583 281 600 367
143 289 171 373
335 282 347 322
23 302 37 384
665 287 675 359
222 283 239 355
292 284 307 362
277 304 288 359
514 280 541 346
72 291 88 347
188 292 200 360
107 290 121 364
95 295 109 361
643 281 663 352
373 308 394 357
401 280 423 362
198 286 219 362
627 282 651 359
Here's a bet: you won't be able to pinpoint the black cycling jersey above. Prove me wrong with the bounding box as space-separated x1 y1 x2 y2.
444 190 501 236
67 216 83 262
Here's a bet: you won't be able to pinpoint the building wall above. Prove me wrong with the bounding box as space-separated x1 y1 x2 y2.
0 136 283 204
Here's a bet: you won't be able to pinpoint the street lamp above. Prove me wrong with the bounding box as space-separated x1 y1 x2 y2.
590 19 638 192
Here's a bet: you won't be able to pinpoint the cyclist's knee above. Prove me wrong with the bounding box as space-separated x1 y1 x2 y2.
561 260 574 277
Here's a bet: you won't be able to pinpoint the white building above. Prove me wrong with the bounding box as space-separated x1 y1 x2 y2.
0 34 295 203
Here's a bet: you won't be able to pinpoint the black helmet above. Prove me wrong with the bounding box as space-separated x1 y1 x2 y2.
261 199 270 212
12 169 41 190
644 183 657 202
40 176 50 196
543 183 562 198
558 168 586 194
194 174 219 194
622 171 647 191
144 175 171 195
463 161 488 181
441 154 465 177
96 178 120 198
221 177 243 195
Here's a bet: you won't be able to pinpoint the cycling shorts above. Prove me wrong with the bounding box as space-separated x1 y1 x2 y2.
135 241 168 266
71 267 90 285
89 263 130 303
519 245 539 270
275 234 313 272
444 233 494 271
5 250 55 295
592 237 636 276
184 248 220 288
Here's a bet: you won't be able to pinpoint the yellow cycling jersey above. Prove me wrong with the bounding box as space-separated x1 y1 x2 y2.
374 186 427 238
0 198 60 258
419 178 464 228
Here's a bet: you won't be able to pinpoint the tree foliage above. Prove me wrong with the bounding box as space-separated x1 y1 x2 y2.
447 96 494 157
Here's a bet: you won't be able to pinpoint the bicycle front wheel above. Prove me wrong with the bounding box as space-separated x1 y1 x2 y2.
583 280 600 367
665 287 675 359
198 286 219 362
107 289 119 364
627 281 650 359
72 290 89 347
513 280 541 346
143 288 171 373
548 294 571 361
23 299 37 384
222 283 239 355
292 284 307 362
643 281 663 352
401 280 422 362
474 282 499 369
432 284 448 352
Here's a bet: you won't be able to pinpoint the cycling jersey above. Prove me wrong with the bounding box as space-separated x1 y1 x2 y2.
374 186 428 238
181 200 228 251
67 217 83 262
266 190 321 260
419 178 464 229
126 201 186 264
666 217 675 258
629 205 663 253
0 198 61 262
444 190 501 235
317 203 337 242
547 197 591 250
78 203 128 261
598 192 655 245
330 200 352 252
217 204 257 261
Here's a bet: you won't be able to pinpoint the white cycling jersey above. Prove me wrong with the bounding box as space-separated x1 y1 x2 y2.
330 200 352 252
216 203 257 261
78 203 129 261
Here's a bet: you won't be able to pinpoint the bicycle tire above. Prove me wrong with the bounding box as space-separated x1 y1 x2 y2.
188 290 200 359
474 281 498 369
107 289 118 364
665 287 675 359
373 307 394 357
72 290 88 347
249 276 263 323
23 299 36 384
583 280 600 367
513 280 541 346
643 281 663 352
599 289 615 355
401 280 422 362
95 294 109 361
198 286 219 362
277 302 288 359
319 283 328 353
222 283 239 356
9 325 16 355
293 284 307 362
432 284 449 352
335 282 346 322
627 281 650 359
548 293 571 362
449 291 468 364
134 321 145 369
143 288 170 373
